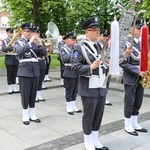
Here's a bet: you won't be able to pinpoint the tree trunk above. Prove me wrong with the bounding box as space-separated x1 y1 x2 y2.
32 0 40 27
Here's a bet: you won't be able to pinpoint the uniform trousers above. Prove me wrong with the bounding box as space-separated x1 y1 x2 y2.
81 95 106 135
60 62 65 79
6 65 18 85
37 68 45 90
19 77 39 109
64 77 78 102
124 84 144 118
45 55 51 75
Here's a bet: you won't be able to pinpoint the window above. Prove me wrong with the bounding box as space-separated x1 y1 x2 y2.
1 16 8 27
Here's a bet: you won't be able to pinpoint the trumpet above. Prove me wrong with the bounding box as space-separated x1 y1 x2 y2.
34 37 44 46
7 27 23 47
34 37 54 56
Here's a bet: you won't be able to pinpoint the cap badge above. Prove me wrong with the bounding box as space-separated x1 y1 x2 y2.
95 17 98 22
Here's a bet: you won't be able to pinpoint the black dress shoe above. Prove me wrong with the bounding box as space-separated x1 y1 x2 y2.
42 87 47 90
68 112 74 115
47 79 52 82
8 92 13 94
23 121 30 125
35 100 39 103
95 146 109 150
38 99 46 102
125 129 138 136
74 110 82 113
105 103 112 106
12 91 19 94
135 128 148 132
29 119 41 123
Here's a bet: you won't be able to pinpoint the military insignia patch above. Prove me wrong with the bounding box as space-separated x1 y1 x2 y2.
61 51 65 55
73 51 79 58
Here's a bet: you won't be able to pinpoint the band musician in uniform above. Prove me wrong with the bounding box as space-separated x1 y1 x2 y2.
60 31 82 115
14 23 46 125
42 37 54 89
44 52 52 82
120 19 148 136
99 30 112 106
32 26 47 102
2 28 19 94
58 32 66 86
71 16 109 150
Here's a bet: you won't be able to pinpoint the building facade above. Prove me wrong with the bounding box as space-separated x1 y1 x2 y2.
0 0 11 52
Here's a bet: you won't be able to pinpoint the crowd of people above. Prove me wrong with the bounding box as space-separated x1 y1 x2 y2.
0 15 148 150
59 16 148 150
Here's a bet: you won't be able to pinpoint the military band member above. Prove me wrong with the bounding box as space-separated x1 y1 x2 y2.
71 17 109 150
99 30 112 106
14 23 45 125
43 38 54 90
32 26 47 102
2 28 19 94
60 31 82 115
44 53 52 82
58 32 66 86
120 19 148 136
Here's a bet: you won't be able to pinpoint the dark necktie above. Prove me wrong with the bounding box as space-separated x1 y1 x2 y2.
137 40 140 51
94 43 106 74
93 43 98 51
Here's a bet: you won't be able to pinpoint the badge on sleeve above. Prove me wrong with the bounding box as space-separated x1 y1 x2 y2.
61 51 65 56
73 51 80 58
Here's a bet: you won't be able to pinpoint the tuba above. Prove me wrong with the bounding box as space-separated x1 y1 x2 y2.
45 22 59 55
45 22 59 39
101 0 146 67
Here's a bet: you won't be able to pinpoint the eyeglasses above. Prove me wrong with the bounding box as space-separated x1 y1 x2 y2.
23 30 33 33
87 29 100 32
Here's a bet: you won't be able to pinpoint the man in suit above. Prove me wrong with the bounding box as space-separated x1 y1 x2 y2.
14 23 46 125
99 30 112 106
71 17 109 150
2 28 19 94
120 19 148 136
60 31 82 115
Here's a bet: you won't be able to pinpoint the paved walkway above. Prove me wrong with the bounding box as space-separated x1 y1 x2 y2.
0 68 150 150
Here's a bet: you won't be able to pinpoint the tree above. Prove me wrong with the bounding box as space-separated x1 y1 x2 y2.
3 0 149 35
6 0 34 27
32 0 40 27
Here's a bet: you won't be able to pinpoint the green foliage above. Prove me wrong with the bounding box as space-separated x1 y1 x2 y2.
2 0 150 34
142 0 150 25
50 53 60 69
6 0 34 27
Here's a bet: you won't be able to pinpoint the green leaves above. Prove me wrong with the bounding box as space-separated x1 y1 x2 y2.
3 0 150 35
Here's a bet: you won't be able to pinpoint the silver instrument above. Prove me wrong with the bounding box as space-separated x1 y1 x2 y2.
45 22 59 39
101 0 146 66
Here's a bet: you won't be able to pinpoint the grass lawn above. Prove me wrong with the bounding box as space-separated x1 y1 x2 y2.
0 53 60 69
50 53 60 68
